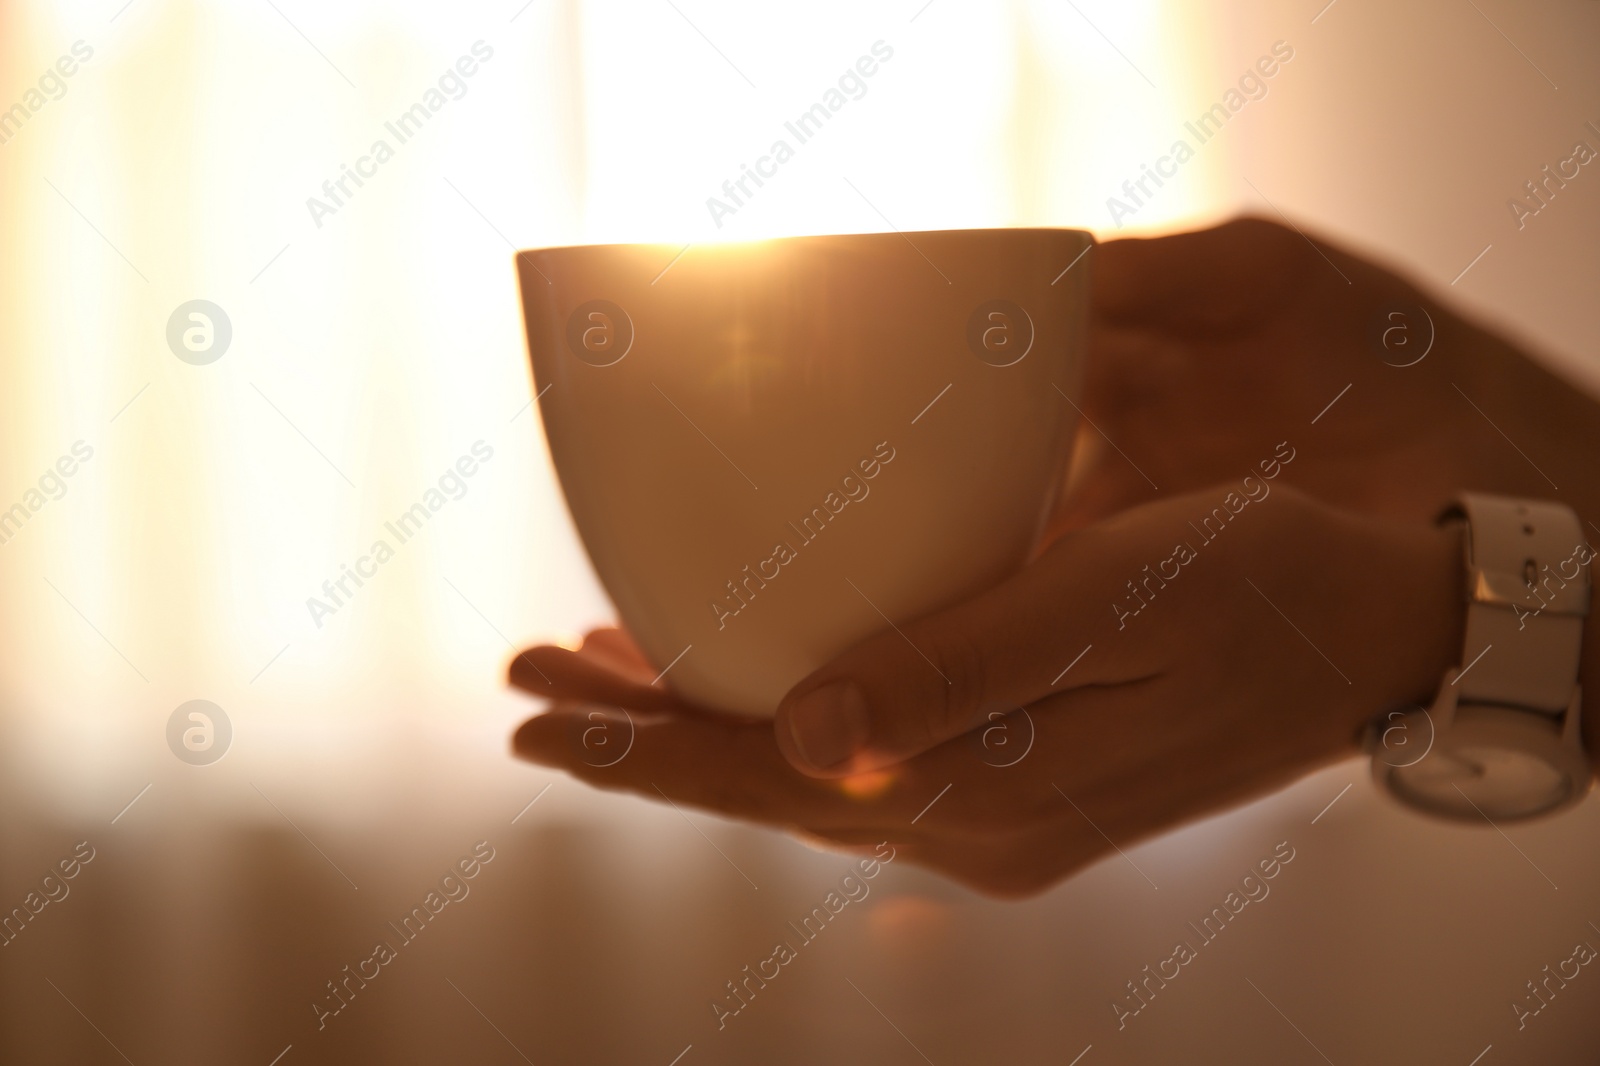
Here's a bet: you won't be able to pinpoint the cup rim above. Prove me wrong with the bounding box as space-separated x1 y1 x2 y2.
514 225 1095 260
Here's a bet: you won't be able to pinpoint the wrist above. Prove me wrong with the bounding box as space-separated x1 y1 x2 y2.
1318 502 1467 751
1378 517 1467 716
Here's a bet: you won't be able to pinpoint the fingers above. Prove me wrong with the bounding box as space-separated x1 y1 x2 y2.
1093 216 1441 341
509 645 683 715
1093 215 1424 338
772 515 1166 777
575 627 658 683
509 641 756 724
508 681 1168 897
511 705 929 834
1093 217 1315 332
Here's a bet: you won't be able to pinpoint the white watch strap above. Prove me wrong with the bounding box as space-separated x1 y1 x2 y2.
1447 494 1590 713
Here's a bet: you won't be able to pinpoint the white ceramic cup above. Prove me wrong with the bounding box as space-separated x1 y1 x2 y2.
517 228 1093 717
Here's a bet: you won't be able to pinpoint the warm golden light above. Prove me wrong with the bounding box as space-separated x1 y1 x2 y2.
837 768 898 801
3 0 1219 809
4 4 1599 1065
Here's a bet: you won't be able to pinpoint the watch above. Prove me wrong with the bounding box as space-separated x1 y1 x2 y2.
1370 493 1593 821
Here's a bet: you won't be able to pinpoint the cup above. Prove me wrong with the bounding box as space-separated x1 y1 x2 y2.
517 228 1092 717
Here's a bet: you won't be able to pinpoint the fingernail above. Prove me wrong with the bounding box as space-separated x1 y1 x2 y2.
786 681 870 771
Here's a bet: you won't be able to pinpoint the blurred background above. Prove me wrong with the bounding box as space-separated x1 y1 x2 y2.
1 0 1597 1062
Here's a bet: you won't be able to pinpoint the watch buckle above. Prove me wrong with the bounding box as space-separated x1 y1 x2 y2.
1467 565 1590 617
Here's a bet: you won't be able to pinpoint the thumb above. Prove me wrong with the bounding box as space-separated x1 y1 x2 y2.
773 528 1141 777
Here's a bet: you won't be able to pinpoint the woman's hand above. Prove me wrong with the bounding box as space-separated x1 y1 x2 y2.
1062 218 1531 532
510 485 1463 897
1076 218 1600 765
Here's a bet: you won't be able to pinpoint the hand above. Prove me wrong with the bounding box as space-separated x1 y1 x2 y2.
1064 218 1530 532
1084 219 1600 766
510 485 1463 897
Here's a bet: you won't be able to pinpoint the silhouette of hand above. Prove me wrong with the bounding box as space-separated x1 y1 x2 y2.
508 216 1600 895
511 486 1461 896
